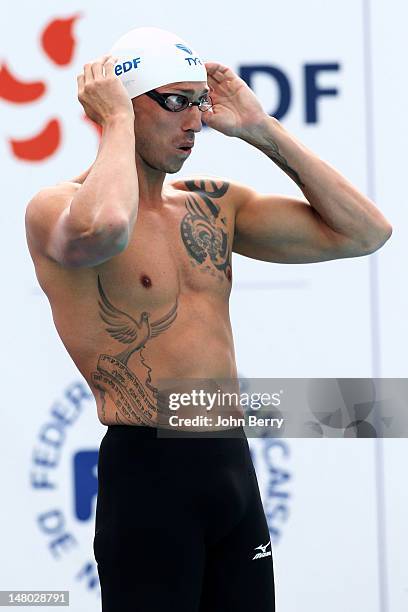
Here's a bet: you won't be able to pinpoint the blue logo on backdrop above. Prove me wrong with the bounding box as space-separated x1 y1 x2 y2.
240 63 340 123
252 439 292 543
238 377 292 543
74 451 98 522
114 57 141 76
29 382 101 599
203 62 341 124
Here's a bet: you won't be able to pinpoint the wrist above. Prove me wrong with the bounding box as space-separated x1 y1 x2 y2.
101 113 135 130
239 114 281 146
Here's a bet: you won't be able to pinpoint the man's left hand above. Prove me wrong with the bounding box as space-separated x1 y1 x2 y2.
203 62 268 138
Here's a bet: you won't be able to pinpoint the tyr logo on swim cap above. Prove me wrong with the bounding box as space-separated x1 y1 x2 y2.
175 43 193 55
109 27 208 100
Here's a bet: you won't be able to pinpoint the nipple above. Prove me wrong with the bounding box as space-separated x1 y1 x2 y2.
141 274 152 288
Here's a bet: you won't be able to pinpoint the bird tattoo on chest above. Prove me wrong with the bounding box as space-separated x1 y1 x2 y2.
96 275 178 366
91 275 178 426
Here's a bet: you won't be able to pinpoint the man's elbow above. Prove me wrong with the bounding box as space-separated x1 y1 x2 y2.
367 221 393 253
359 222 393 255
61 220 130 268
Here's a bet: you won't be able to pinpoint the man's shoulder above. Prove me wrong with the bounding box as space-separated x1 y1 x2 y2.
26 181 78 219
27 180 79 208
25 181 82 257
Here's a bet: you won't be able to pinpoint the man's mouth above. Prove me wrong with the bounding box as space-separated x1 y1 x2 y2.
177 142 194 152
177 144 193 156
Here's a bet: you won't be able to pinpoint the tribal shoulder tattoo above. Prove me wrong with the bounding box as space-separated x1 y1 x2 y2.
180 179 232 282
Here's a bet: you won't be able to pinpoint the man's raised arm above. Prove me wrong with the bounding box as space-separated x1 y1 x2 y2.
25 55 139 268
203 62 392 264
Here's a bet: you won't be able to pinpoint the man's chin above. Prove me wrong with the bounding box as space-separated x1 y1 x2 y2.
143 157 184 174
165 163 185 174
162 158 187 174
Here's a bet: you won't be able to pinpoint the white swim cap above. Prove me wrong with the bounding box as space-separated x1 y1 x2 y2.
109 27 207 99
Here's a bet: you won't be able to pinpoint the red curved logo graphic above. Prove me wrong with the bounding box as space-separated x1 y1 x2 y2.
2 14 100 162
0 63 46 103
41 14 81 66
10 119 61 162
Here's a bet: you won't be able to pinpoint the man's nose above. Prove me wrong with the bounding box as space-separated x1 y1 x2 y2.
181 105 203 133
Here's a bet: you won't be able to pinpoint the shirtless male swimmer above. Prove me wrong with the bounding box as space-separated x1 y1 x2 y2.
25 27 392 612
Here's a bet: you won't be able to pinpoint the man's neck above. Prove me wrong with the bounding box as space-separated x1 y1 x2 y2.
136 157 167 208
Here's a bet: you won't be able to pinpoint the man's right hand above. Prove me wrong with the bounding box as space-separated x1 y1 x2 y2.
77 55 135 126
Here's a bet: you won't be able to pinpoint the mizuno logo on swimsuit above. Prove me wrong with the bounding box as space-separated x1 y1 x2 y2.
252 541 271 560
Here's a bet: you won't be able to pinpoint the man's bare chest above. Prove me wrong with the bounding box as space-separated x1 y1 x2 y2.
96 180 235 310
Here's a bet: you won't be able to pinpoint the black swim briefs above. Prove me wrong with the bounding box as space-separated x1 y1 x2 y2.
93 425 275 611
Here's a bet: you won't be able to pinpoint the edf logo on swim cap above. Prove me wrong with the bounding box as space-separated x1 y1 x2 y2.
174 43 202 67
114 57 141 76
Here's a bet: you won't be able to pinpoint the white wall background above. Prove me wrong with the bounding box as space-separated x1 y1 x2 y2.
0 1 406 611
